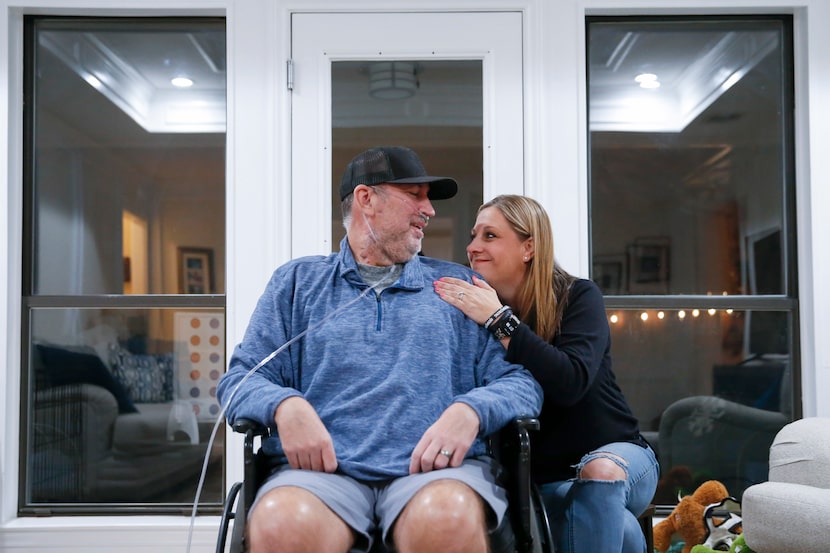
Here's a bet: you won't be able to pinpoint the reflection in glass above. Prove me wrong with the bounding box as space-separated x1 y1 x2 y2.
27 307 224 505
32 20 226 295
609 307 791 502
331 60 483 265
588 19 788 296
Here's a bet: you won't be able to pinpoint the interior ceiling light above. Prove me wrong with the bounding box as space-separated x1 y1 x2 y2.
634 72 660 89
171 76 194 88
368 61 418 100
84 74 102 89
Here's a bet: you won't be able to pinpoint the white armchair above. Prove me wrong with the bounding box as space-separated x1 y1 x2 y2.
742 417 830 553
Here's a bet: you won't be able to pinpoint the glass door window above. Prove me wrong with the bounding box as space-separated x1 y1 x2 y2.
332 60 483 265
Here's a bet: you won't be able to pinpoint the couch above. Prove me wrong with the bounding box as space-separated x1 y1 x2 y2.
652 395 789 503
742 417 830 553
30 342 219 504
651 356 793 504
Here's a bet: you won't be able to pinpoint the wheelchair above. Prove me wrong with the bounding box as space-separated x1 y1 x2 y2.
215 417 554 553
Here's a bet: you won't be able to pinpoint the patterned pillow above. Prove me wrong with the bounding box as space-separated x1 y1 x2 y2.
110 347 174 403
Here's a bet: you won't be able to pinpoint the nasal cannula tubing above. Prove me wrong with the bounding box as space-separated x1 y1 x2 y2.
185 283 379 553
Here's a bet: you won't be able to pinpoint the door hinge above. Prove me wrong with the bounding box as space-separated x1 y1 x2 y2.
286 59 294 91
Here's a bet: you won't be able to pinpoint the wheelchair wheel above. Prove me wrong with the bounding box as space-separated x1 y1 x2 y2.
530 483 554 553
216 481 246 553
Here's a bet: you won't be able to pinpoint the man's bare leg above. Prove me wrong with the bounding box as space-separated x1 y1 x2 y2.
248 486 355 553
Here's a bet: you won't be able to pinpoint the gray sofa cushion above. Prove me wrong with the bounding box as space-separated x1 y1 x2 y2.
767 416 830 488
742 417 830 553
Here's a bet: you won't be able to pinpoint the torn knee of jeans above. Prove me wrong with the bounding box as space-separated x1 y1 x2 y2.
575 452 629 480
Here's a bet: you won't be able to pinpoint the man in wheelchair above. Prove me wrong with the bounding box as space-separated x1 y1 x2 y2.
217 146 544 553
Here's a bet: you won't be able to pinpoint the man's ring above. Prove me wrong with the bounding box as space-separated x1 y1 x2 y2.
440 449 453 458
457 292 465 300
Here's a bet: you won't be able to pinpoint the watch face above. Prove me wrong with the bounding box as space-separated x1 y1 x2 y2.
495 314 520 339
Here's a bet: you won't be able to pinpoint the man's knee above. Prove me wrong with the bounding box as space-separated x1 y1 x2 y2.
250 486 318 533
394 479 488 546
408 479 485 522
248 486 353 553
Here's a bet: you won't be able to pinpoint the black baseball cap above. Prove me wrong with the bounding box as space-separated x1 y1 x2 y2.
339 146 458 201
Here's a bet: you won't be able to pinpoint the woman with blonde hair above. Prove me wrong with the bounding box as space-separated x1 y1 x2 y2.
435 194 658 553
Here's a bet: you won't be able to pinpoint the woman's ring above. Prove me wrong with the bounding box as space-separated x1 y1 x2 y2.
440 449 453 458
457 292 465 300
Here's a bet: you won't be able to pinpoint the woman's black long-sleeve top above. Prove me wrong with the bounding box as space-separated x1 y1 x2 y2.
505 278 645 484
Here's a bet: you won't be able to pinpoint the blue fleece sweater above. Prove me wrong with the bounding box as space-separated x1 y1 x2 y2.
218 238 543 481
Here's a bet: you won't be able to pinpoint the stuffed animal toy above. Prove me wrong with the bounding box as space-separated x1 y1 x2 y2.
699 496 742 550
653 480 730 553
690 533 756 553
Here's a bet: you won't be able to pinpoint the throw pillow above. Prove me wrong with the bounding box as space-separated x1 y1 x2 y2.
35 343 138 414
110 347 174 403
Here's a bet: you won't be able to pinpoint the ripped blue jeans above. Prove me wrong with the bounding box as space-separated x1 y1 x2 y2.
538 441 659 553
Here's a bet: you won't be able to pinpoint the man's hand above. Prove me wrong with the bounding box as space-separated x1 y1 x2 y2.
274 396 338 472
409 402 481 474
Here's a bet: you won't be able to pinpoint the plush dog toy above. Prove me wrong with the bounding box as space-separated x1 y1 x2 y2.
653 480 730 553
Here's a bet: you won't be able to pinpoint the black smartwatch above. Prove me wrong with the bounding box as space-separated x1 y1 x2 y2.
492 313 521 340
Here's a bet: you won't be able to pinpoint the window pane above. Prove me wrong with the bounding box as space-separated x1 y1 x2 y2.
587 16 796 510
23 17 226 514
32 19 226 295
588 19 788 296
331 60 483 265
609 308 792 502
26 307 224 508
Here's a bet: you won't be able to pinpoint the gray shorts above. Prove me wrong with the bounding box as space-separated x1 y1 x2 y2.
251 457 507 552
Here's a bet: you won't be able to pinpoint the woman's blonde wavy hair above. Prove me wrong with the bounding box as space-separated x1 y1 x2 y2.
480 195 576 342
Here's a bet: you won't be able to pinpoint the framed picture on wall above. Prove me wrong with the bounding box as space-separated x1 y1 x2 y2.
627 237 670 294
178 247 215 294
592 254 626 294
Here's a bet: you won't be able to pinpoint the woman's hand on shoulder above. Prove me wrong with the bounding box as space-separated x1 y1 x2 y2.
434 275 503 326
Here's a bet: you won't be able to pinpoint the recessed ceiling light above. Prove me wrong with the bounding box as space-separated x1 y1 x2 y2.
635 73 660 89
171 76 194 88
84 74 102 89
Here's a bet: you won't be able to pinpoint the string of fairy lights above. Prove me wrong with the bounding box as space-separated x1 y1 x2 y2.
607 291 737 324
608 307 735 324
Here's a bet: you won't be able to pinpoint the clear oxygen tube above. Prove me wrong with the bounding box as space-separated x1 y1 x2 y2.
185 280 384 553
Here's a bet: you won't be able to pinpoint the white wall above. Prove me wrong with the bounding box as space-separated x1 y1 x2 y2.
2 0 829 551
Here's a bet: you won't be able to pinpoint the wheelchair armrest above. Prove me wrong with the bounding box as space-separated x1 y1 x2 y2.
496 417 540 461
505 417 540 449
229 418 271 515
231 418 270 437
508 417 541 431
